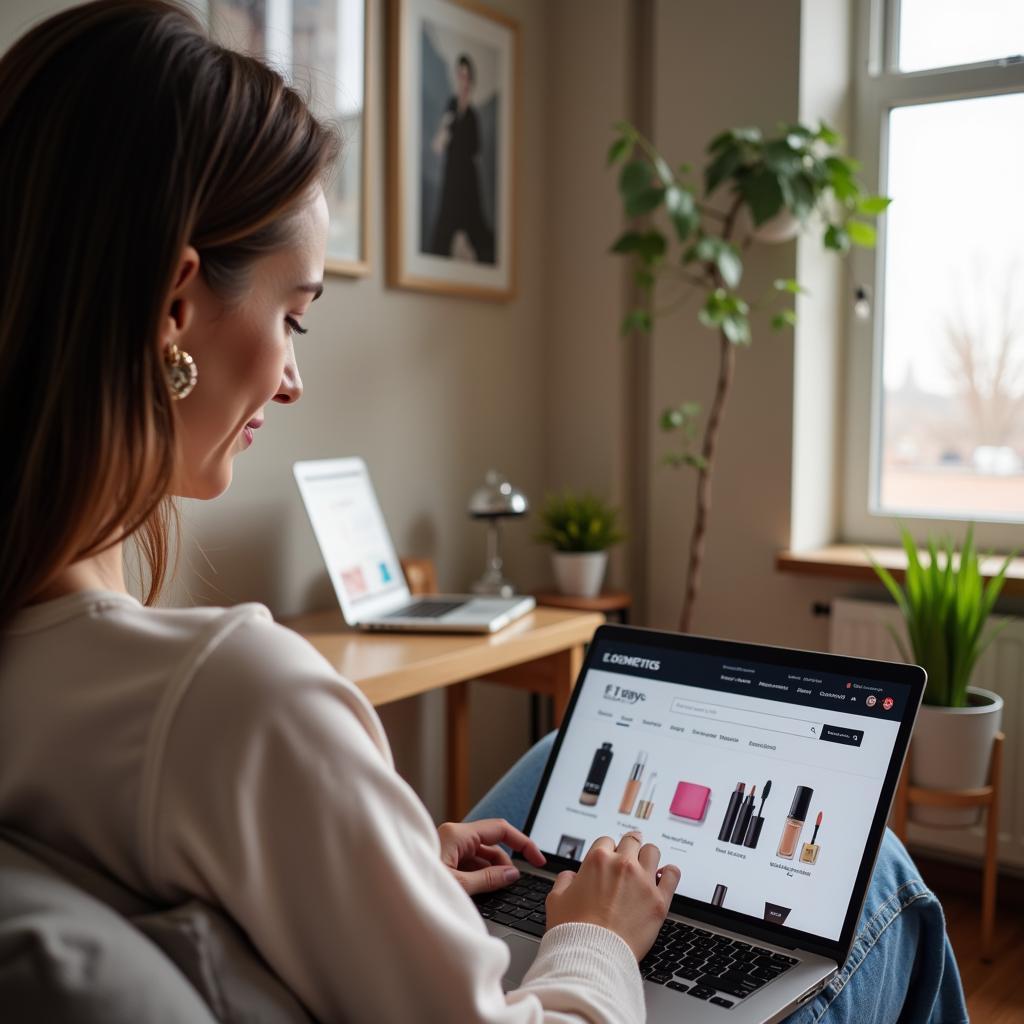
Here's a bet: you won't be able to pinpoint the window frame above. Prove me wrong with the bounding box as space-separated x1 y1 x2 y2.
841 0 1024 549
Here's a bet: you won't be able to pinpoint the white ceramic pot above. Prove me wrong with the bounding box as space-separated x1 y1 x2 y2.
909 686 1003 827
736 205 802 244
552 551 608 598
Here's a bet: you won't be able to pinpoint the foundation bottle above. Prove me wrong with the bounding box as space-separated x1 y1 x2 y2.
618 750 648 814
776 785 814 859
580 742 613 805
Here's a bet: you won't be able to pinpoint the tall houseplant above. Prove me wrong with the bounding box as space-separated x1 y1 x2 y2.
871 526 1013 825
608 121 889 632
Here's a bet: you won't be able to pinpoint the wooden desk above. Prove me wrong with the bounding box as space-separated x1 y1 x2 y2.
283 607 603 819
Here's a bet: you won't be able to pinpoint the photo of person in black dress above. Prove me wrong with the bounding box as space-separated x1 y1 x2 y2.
427 54 495 264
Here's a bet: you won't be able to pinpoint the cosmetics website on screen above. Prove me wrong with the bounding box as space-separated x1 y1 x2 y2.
528 641 910 942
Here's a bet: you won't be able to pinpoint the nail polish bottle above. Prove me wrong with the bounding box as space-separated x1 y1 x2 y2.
800 811 823 864
776 785 813 859
618 750 648 814
580 742 613 805
635 773 658 820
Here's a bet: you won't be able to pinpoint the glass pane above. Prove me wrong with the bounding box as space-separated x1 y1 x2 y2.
877 93 1024 521
899 0 1024 72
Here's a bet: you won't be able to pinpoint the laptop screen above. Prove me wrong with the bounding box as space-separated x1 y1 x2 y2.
526 629 918 948
293 460 406 611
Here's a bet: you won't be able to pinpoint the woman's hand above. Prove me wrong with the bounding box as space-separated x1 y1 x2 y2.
545 830 680 961
438 818 546 896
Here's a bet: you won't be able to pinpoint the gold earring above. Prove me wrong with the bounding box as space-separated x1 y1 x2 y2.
165 344 197 400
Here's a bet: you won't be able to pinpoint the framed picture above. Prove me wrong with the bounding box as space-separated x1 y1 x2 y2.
207 0 370 277
388 0 518 300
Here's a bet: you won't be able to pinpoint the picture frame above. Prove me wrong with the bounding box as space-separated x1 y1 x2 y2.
388 0 518 300
206 0 370 277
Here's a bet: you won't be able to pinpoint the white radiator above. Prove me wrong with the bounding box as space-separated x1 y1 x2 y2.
830 597 1024 871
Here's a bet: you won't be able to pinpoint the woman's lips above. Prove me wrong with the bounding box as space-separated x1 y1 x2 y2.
241 418 262 448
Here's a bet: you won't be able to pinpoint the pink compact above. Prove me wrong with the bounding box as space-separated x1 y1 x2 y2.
669 781 711 821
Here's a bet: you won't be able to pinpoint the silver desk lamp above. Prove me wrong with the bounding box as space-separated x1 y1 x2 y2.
468 470 528 597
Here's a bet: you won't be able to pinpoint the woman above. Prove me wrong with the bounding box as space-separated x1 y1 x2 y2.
0 3 968 1023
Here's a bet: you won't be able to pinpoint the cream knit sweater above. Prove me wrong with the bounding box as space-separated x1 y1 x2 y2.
0 591 645 1023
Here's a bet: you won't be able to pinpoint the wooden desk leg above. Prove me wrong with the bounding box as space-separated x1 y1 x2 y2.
982 732 1004 963
446 682 470 822
551 644 584 726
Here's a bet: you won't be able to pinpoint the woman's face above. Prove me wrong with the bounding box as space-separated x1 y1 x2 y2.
166 187 329 499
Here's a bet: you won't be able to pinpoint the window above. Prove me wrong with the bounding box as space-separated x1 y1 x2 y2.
842 0 1024 545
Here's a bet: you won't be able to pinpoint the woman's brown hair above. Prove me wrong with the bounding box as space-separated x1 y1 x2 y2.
0 0 339 626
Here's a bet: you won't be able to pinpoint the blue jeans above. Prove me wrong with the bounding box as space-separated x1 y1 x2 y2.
467 733 968 1024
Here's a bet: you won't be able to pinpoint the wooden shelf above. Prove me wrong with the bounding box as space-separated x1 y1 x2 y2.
776 544 1024 597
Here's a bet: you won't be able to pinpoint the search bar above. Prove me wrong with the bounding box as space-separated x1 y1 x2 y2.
670 697 823 740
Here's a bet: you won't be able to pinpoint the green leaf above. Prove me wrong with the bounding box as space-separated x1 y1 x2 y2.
661 408 685 431
704 144 744 196
611 230 666 261
606 135 633 166
738 168 785 225
824 224 850 252
771 309 797 330
652 153 674 186
635 267 656 289
846 219 877 247
762 138 803 176
618 159 650 198
625 185 665 217
773 278 806 295
665 185 698 241
815 121 841 147
716 245 743 289
610 230 645 254
722 312 751 345
857 195 892 216
621 308 653 335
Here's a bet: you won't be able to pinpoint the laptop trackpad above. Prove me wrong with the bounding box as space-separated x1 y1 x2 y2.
500 933 540 990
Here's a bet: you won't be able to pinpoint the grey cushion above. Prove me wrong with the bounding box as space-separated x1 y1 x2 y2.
0 834 314 1023
0 838 217 1023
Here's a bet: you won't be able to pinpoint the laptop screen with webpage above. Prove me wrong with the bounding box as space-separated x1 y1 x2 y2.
524 626 922 955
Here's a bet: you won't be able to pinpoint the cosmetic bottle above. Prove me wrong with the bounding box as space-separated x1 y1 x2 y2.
800 811 823 864
776 785 813 859
718 782 745 841
580 742 613 805
729 784 756 845
711 884 728 908
618 750 648 814
635 772 658 820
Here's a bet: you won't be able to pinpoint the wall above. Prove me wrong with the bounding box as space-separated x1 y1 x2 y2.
0 0 549 818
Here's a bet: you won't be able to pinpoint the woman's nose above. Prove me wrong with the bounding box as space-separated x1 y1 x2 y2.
274 340 303 404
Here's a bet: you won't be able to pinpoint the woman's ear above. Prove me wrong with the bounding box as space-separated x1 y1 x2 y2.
159 245 201 354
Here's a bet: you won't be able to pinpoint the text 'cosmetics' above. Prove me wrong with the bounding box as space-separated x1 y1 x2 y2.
580 742 613 805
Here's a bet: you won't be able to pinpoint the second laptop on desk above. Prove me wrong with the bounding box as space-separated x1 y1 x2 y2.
293 457 535 633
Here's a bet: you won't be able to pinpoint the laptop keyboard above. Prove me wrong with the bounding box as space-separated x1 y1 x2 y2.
475 876 799 1009
381 599 467 619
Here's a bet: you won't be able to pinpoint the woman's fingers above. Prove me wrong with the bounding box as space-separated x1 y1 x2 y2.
550 869 576 896
472 844 513 867
657 863 681 903
616 830 643 859
466 818 546 867
454 864 521 897
638 841 660 874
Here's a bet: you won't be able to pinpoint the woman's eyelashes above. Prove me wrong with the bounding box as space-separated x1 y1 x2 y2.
285 315 308 336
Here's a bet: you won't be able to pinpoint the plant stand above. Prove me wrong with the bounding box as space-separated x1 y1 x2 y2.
891 731 1004 962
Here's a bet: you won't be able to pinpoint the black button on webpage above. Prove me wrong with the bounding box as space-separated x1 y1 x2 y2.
819 724 864 746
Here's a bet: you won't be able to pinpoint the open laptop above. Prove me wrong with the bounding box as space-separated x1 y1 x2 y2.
293 457 535 633
474 623 924 1022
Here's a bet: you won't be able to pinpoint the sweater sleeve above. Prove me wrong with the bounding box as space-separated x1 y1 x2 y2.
146 611 645 1024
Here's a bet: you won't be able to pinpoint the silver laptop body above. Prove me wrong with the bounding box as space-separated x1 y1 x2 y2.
293 458 535 633
480 624 924 1023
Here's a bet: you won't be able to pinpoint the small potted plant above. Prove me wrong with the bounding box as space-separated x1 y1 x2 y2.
536 490 624 598
871 526 1013 827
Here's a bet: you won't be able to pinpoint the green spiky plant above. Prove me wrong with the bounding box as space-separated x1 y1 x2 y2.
608 119 889 632
870 526 1014 707
536 491 625 553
